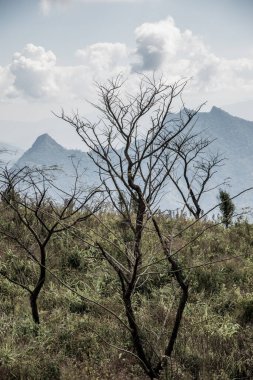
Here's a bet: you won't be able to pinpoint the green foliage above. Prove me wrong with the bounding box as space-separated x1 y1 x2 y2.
66 250 83 269
0 205 253 379
237 296 253 326
219 189 235 228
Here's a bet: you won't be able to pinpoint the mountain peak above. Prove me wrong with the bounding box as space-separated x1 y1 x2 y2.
32 133 63 151
33 133 55 144
36 133 51 140
210 106 229 116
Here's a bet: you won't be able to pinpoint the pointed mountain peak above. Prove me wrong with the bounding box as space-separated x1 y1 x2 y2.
210 106 229 116
33 133 55 144
36 133 52 140
31 133 63 151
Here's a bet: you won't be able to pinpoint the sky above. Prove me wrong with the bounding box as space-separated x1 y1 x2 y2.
0 0 253 149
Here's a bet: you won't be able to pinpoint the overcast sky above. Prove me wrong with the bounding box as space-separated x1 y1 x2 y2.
1 0 253 148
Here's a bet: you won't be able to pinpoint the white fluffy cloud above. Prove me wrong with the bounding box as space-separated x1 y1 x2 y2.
76 42 131 74
133 17 253 96
1 42 131 102
134 18 220 83
9 44 59 98
1 17 253 105
134 17 187 71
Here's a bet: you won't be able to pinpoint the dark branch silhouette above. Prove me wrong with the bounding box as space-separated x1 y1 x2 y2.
0 165 102 324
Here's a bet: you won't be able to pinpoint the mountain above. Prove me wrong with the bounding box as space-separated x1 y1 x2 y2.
196 107 253 202
198 106 253 158
17 133 84 169
165 106 253 213
222 100 253 122
14 108 253 214
15 133 97 195
0 117 83 151
0 142 24 166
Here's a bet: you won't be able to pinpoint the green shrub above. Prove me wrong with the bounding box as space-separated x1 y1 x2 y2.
237 298 253 326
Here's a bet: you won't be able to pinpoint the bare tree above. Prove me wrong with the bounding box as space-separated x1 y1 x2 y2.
58 74 224 379
164 124 226 219
0 165 102 324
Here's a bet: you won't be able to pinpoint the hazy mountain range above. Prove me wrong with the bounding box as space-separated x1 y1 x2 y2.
0 142 24 166
1 106 253 215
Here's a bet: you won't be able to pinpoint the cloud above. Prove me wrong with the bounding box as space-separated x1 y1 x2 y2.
76 42 131 74
133 17 253 96
0 66 14 99
133 17 211 76
3 42 132 101
134 17 182 70
1 17 253 107
9 44 59 98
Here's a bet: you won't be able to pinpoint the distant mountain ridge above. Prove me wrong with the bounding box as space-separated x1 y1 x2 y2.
0 142 24 166
12 107 253 213
15 133 97 196
17 133 87 169
196 107 253 197
198 106 253 157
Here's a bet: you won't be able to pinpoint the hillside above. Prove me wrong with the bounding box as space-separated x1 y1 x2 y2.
0 210 252 379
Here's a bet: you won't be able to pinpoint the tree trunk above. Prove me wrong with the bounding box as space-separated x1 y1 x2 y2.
123 294 157 379
30 293 40 324
30 246 46 324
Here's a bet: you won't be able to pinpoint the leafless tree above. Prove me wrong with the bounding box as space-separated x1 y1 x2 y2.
58 74 224 379
164 124 226 219
0 165 102 324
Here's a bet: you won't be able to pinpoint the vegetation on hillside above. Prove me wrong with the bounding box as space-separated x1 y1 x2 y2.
0 75 252 379
0 206 253 379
